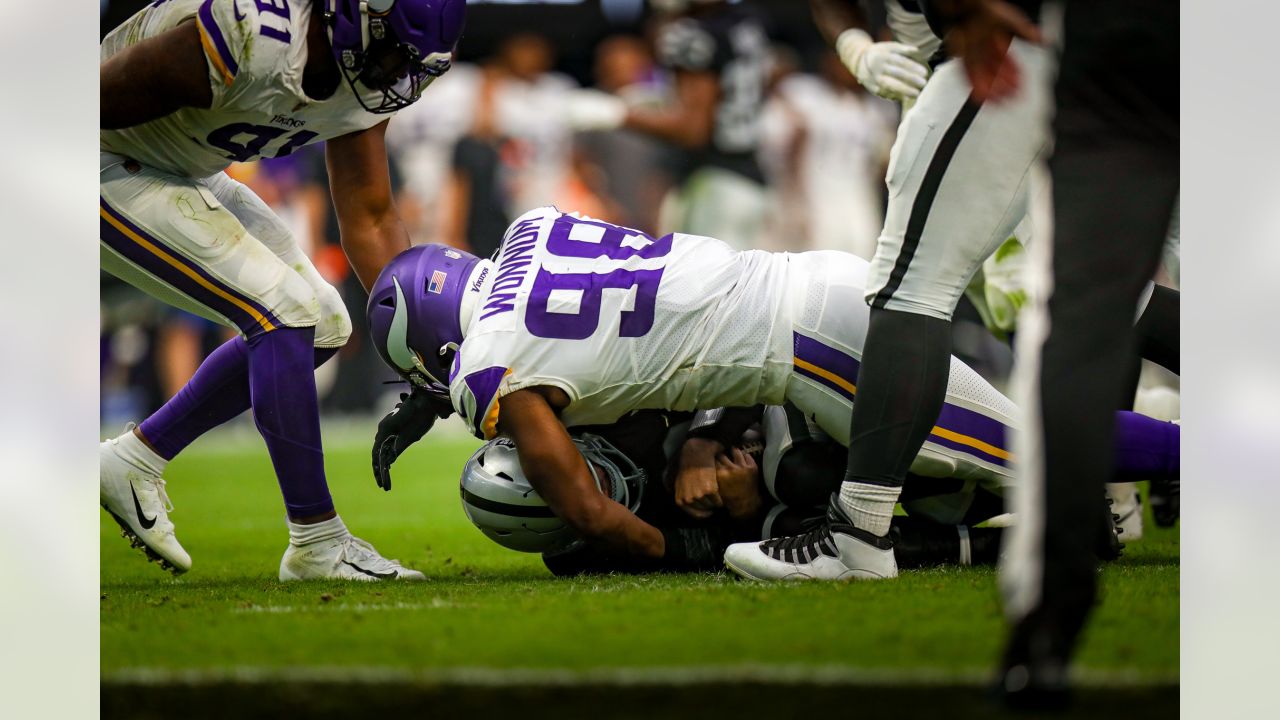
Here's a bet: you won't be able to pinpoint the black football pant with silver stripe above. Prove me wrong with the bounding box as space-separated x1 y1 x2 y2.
843 39 1049 525
1000 0 1178 676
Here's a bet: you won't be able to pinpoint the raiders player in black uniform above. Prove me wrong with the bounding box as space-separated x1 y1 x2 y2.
734 0 1051 582
527 406 1013 577
459 397 1185 577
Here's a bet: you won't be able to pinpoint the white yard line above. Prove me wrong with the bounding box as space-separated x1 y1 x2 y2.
104 664 1177 688
231 599 467 614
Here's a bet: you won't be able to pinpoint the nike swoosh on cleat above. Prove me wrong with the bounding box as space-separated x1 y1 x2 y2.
341 560 398 580
131 483 157 530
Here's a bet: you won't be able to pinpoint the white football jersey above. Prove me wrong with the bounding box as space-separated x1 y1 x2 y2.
450 207 796 438
101 0 389 179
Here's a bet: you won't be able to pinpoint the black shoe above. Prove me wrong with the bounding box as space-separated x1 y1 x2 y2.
1149 475 1179 528
1096 495 1125 562
995 614 1075 712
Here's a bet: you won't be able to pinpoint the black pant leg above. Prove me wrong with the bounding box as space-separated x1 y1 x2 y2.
1001 0 1179 686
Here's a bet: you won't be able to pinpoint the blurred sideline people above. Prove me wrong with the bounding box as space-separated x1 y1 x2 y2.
567 0 773 249
937 0 1179 705
389 33 585 256
573 35 681 236
100 0 465 581
759 46 897 257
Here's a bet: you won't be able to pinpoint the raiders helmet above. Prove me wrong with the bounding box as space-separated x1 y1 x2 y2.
460 434 647 553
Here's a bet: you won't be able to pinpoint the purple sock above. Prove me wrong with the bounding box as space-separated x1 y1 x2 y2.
139 337 337 460
1112 410 1179 482
245 326 334 518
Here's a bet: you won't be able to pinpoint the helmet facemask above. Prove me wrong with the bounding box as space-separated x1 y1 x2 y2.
575 434 646 513
325 0 457 115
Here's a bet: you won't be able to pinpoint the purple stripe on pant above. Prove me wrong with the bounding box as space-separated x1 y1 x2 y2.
100 198 281 337
932 403 1011 467
793 331 1012 467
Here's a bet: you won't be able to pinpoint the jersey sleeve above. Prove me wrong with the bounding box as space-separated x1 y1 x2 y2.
450 339 581 440
194 0 295 110
655 18 723 73
451 364 511 440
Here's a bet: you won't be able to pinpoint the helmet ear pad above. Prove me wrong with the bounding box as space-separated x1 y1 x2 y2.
366 244 482 387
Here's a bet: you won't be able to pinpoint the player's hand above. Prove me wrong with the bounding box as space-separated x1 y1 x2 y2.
945 0 1042 102
674 437 723 519
715 448 762 522
565 89 628 132
835 29 929 102
372 385 452 491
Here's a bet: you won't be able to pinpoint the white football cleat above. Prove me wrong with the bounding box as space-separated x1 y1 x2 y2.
1107 482 1144 542
100 429 191 575
279 535 426 582
723 499 897 581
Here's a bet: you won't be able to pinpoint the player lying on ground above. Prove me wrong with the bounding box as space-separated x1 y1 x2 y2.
364 206 1176 578
455 400 1177 576
100 0 464 580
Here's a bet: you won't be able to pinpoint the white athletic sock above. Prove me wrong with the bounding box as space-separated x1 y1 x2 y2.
957 525 972 566
288 515 350 547
837 481 899 537
116 428 168 477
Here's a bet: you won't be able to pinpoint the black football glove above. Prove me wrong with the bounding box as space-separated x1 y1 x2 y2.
372 384 453 491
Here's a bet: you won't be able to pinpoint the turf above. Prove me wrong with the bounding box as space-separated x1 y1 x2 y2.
100 424 1179 680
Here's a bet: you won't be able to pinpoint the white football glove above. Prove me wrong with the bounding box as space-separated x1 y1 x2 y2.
835 29 930 103
565 89 628 132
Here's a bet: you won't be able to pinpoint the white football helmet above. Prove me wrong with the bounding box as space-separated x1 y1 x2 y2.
460 434 647 553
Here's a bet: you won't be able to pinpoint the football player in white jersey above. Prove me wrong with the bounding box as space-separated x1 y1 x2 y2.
99 0 464 581
365 206 1027 577
708 0 1048 581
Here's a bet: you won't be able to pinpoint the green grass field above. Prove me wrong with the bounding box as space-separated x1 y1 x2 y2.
101 423 1178 716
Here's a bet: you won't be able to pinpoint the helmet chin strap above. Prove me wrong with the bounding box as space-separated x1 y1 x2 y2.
457 259 496 336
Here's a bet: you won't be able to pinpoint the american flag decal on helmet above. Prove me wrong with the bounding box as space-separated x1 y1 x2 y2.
428 270 447 294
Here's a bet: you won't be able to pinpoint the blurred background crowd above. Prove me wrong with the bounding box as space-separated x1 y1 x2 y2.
99 0 1174 427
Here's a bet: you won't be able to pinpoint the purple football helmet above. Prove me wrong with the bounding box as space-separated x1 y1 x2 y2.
367 244 484 390
323 0 466 114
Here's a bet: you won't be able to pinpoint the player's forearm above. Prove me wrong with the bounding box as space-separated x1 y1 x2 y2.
338 216 411 292
539 482 664 559
809 0 869 46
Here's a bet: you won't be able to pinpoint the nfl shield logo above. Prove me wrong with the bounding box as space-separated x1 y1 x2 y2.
428 270 447 294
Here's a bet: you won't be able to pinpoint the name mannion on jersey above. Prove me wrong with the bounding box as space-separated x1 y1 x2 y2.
480 218 541 321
